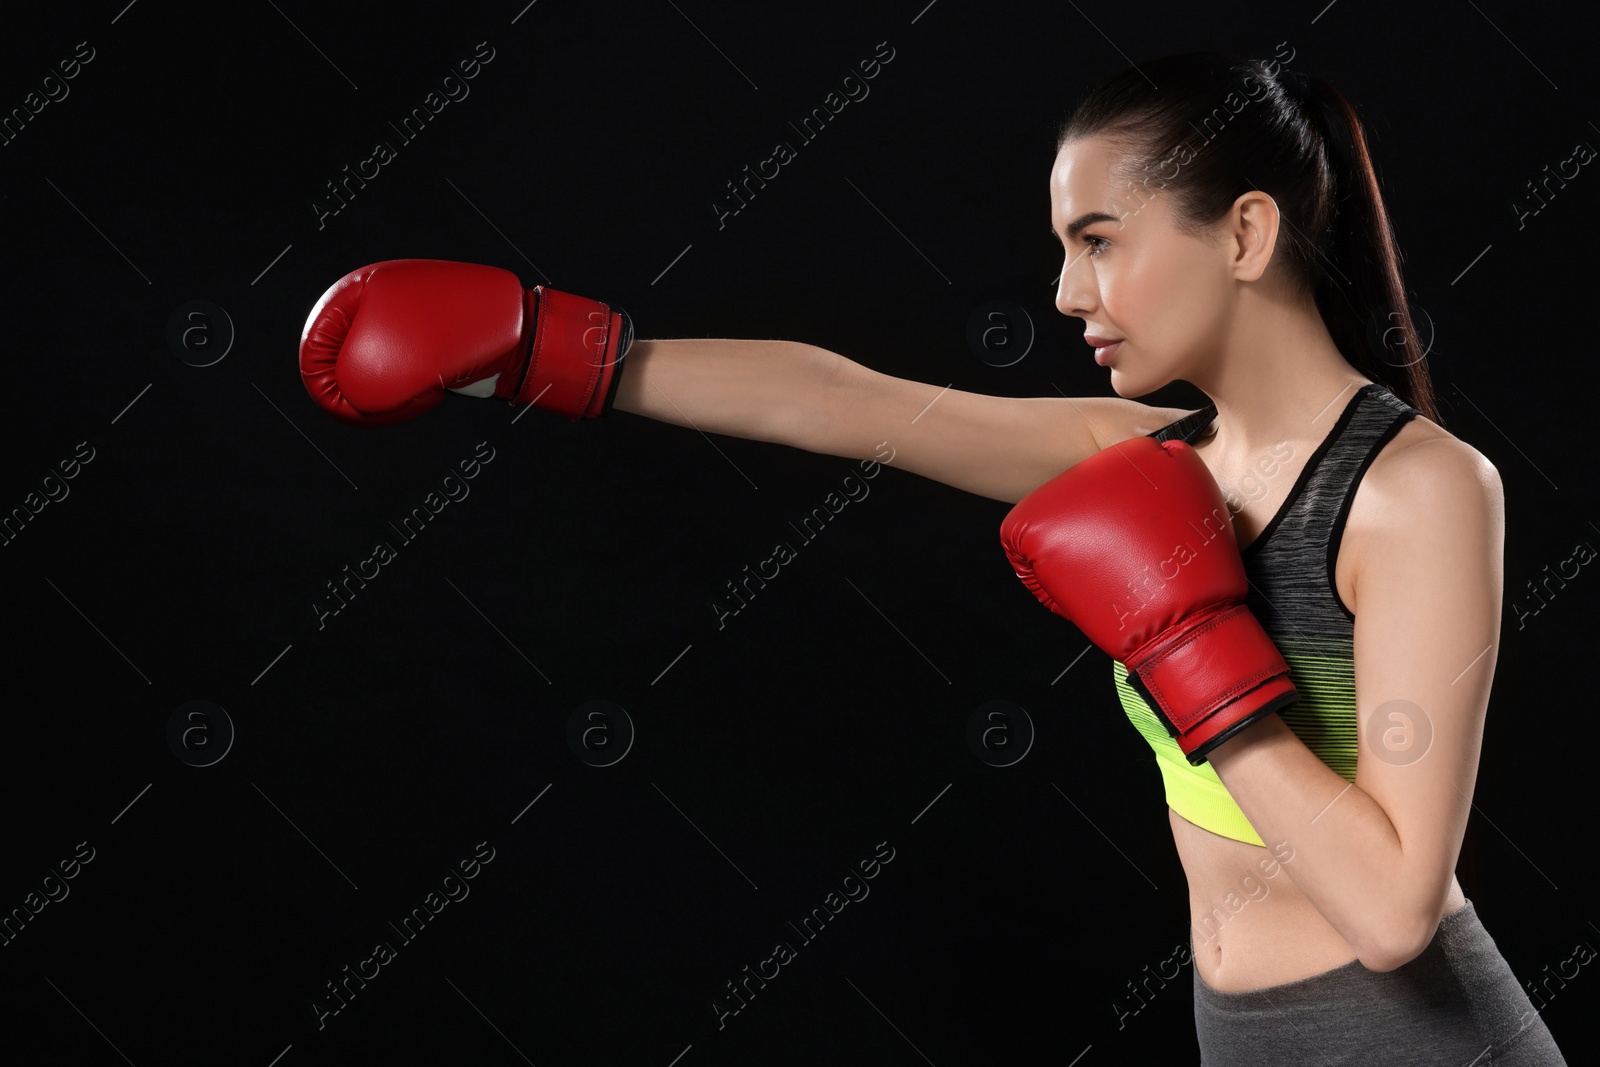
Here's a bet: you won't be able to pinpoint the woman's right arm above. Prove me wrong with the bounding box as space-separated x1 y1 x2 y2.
611 338 1194 504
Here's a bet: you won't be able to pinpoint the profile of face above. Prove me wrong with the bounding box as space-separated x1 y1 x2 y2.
1050 135 1241 398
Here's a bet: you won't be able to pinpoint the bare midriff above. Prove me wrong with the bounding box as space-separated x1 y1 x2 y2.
1173 807 1467 991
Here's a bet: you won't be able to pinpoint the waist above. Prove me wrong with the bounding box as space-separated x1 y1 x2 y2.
1193 898 1475 1000
1190 897 1565 1067
1172 807 1466 991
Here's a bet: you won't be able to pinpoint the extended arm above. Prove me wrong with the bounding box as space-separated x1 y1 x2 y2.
613 337 1192 503
298 258 1192 503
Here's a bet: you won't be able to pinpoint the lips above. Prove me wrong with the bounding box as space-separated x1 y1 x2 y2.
1083 334 1122 347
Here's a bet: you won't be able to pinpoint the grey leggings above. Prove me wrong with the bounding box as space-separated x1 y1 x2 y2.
1192 900 1567 1065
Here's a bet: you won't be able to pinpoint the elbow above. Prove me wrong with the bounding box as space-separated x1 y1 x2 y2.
793 342 845 453
1355 910 1440 974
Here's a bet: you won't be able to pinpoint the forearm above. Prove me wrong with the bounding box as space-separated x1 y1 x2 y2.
610 338 837 450
1206 716 1440 970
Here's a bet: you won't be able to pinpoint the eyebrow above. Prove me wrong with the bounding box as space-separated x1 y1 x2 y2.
1051 211 1122 242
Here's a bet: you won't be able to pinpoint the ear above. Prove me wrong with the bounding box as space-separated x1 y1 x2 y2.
1225 190 1281 283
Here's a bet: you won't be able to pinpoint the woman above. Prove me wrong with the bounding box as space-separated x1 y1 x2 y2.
299 49 1565 1066
984 53 1568 1064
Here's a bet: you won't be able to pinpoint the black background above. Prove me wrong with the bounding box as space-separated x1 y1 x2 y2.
1 1 1595 1063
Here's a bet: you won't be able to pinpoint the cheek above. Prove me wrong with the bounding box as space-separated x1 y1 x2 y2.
1119 242 1225 347
1097 255 1169 338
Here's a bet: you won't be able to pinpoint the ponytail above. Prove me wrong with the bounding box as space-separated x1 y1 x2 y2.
1298 74 1442 424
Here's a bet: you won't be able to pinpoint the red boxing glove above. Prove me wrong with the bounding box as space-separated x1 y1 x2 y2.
299 258 633 427
999 436 1297 764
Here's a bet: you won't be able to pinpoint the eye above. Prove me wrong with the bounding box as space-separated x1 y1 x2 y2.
1084 234 1110 256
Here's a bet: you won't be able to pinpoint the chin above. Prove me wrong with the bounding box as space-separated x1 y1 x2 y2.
1107 367 1153 399
1108 360 1177 400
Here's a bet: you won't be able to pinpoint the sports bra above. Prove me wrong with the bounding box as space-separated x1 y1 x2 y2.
1113 381 1420 845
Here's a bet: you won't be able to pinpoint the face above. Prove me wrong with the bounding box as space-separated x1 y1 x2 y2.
1050 135 1235 397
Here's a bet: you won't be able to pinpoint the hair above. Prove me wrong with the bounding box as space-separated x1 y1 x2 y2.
1057 51 1441 425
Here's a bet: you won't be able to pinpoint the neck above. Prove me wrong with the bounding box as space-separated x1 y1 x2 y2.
1191 292 1371 458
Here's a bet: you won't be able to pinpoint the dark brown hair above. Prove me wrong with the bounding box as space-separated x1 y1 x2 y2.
1058 51 1441 424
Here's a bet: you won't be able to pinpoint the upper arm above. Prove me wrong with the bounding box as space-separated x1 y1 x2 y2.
1349 434 1505 934
816 350 1195 503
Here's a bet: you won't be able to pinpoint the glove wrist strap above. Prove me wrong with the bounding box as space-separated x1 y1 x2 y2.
1125 604 1298 764
496 287 634 419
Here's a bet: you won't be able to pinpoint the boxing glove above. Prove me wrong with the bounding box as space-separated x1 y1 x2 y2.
999 436 1298 764
300 259 633 427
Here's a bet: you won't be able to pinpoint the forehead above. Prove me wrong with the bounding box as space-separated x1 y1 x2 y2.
1050 135 1172 235
1050 136 1124 212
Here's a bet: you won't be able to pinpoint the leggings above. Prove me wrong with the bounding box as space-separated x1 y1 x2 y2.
1192 900 1567 1065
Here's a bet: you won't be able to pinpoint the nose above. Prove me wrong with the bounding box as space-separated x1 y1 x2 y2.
1055 250 1094 318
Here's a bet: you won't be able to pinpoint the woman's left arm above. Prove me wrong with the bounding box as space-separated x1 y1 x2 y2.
1206 434 1506 973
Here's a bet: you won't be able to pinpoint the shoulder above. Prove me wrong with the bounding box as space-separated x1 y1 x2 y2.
1350 415 1504 567
1367 417 1503 514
